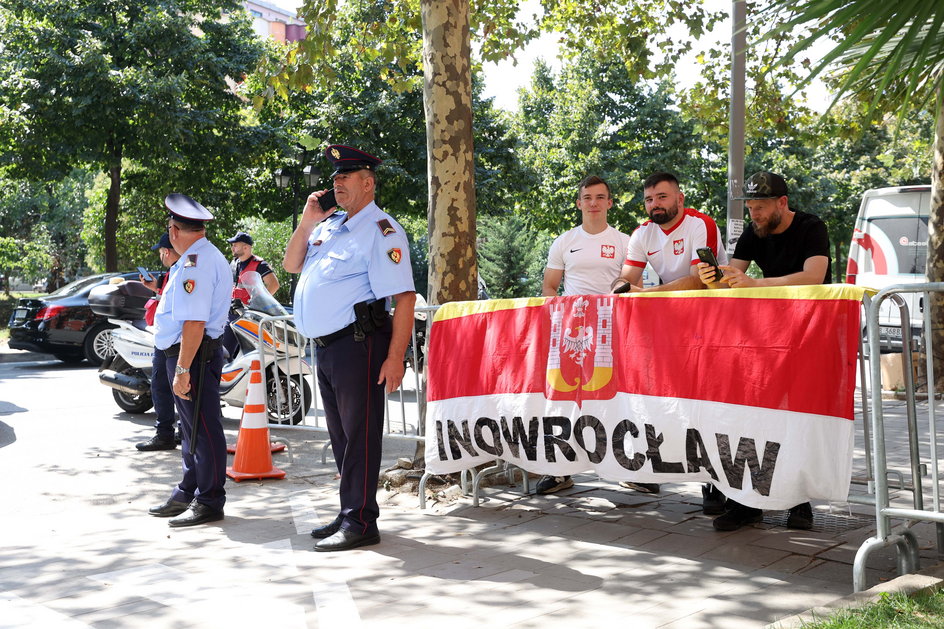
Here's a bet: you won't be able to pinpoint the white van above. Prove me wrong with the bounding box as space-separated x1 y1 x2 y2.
846 185 930 350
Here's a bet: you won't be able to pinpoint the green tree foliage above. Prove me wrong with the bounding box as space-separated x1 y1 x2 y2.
277 0 723 97
0 0 283 271
0 169 95 287
513 57 707 236
252 23 522 221
478 215 551 298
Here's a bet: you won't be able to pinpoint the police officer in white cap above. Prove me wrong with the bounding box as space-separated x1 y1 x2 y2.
284 145 416 551
148 193 234 527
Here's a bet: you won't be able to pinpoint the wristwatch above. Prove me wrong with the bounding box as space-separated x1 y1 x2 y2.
175 364 190 375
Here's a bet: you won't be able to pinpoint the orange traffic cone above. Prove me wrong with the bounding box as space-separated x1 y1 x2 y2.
226 359 286 481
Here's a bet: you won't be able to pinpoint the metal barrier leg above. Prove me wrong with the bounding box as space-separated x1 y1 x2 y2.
898 529 920 575
471 461 503 507
418 471 431 509
852 536 884 592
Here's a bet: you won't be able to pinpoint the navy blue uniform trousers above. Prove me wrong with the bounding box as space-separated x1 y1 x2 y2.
316 324 391 535
164 347 226 511
151 347 176 440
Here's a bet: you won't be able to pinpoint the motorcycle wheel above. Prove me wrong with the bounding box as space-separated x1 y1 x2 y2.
111 361 153 414
113 387 153 414
266 372 311 426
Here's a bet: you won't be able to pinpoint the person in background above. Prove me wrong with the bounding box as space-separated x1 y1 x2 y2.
222 231 280 358
135 231 180 452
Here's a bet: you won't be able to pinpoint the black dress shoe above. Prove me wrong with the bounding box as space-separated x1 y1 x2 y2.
169 502 224 528
149 499 191 517
314 528 380 552
311 515 343 539
136 435 177 451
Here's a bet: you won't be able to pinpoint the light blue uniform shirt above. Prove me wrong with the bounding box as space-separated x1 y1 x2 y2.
154 236 234 350
294 201 415 339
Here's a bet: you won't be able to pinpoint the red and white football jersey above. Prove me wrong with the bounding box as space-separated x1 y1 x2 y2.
625 208 727 282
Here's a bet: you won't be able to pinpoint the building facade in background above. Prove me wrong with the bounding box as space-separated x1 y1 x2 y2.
243 0 306 43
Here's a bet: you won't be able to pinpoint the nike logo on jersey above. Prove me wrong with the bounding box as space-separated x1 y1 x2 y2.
647 250 660 256
570 248 582 253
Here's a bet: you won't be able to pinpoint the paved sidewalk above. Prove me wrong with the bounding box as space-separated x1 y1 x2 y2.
0 354 942 628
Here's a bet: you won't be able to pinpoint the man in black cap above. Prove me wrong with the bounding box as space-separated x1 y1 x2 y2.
135 232 181 451
697 171 831 532
283 144 416 551
221 231 280 358
148 193 234 527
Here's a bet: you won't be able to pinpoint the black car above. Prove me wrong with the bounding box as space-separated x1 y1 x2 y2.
8 272 140 365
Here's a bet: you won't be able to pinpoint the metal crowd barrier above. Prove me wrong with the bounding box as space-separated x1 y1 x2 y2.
853 283 944 592
251 289 944 593
253 305 440 460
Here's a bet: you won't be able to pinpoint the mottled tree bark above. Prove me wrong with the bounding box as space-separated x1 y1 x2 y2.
420 0 477 306
928 88 944 388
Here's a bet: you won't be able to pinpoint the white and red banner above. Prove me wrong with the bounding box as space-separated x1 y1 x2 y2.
424 285 867 510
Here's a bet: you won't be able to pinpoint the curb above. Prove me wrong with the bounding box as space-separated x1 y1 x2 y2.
0 348 56 364
767 562 944 628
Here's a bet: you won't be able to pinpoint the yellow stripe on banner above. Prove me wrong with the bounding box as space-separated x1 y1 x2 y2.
621 284 874 302
433 297 548 322
433 285 872 322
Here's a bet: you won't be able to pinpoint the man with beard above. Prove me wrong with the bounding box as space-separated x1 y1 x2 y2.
701 171 830 289
612 171 727 295
697 170 831 531
611 171 727 500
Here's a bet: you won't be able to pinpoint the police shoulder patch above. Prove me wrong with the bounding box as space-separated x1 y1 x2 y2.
184 254 198 268
377 218 396 237
387 248 402 264
183 279 196 294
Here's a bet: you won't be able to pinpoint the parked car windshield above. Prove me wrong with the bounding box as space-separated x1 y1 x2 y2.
48 273 118 298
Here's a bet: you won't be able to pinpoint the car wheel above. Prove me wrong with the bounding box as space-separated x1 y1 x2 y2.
83 323 117 366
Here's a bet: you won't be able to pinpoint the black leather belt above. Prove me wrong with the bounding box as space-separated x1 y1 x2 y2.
164 335 222 358
312 322 358 348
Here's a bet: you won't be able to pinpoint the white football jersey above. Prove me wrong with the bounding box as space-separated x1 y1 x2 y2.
546 225 631 295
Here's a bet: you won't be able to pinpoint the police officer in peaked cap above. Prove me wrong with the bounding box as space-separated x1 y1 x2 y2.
148 193 234 527
283 145 416 551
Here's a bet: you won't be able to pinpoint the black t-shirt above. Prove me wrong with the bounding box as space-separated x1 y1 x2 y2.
733 210 832 283
232 256 274 282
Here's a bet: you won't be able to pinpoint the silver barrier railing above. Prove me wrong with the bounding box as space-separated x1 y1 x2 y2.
853 283 944 592
254 305 440 458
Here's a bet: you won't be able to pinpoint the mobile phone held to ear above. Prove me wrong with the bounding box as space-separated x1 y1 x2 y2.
136 266 154 282
696 247 724 282
318 189 337 212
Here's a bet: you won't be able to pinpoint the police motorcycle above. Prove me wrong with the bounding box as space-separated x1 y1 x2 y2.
90 271 312 424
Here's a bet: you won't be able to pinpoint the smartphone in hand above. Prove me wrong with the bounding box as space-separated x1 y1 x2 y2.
696 247 724 282
136 266 154 282
318 189 337 212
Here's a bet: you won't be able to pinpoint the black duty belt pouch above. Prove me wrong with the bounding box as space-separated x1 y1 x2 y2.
163 335 222 360
353 300 390 337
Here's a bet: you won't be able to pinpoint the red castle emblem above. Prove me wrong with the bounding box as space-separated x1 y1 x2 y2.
545 296 617 405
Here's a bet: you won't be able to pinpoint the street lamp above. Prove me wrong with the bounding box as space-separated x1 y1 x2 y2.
273 150 320 296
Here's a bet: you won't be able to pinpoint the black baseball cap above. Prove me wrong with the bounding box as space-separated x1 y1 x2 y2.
150 232 172 251
227 231 253 246
734 171 789 199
